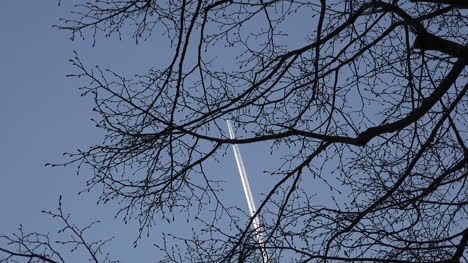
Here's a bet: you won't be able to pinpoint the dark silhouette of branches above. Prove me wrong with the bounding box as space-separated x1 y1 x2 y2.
26 0 468 262
0 197 119 263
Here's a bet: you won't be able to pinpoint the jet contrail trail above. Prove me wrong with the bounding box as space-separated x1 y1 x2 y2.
226 120 269 263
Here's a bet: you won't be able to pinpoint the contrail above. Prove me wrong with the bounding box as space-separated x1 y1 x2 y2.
226 120 269 263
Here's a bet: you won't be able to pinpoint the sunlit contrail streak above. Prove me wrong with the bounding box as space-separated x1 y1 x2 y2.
227 120 269 263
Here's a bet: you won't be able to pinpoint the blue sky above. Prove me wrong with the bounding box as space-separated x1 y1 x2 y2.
0 2 461 262
0 2 303 261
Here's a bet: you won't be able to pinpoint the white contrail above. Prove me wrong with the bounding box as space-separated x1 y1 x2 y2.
226 120 269 263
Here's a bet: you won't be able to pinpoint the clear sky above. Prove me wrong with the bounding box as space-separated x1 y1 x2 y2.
1 1 462 262
0 2 325 262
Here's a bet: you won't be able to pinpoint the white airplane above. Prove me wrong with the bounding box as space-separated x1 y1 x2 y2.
227 120 270 263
